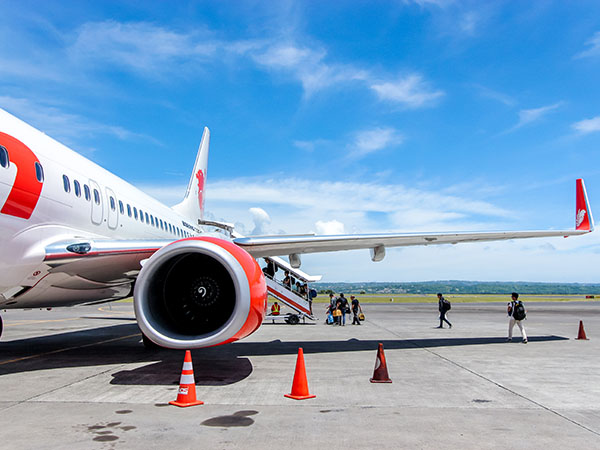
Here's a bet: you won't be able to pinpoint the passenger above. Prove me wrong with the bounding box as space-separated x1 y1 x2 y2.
329 293 336 307
351 295 363 325
325 303 334 325
436 293 452 329
283 271 291 289
291 279 299 293
271 301 281 316
338 293 349 326
507 292 528 343
263 259 276 279
333 300 342 325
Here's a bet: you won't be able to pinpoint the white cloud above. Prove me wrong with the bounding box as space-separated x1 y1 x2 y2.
69 21 217 74
349 127 403 158
249 207 271 235
370 75 444 108
65 21 442 106
474 84 516 106
0 96 156 146
574 31 600 59
139 175 598 282
315 220 345 235
501 103 562 134
459 11 480 35
572 116 600 134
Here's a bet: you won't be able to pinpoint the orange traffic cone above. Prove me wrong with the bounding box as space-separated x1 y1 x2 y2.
284 347 316 400
576 321 589 340
169 350 204 407
370 343 392 383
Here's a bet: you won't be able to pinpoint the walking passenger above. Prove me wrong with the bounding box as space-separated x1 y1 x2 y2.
338 293 349 326
436 293 452 329
507 292 528 343
351 295 362 325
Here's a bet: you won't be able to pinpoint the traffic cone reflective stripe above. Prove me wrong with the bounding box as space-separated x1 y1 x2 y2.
169 350 204 407
370 343 392 383
284 347 316 400
576 320 589 340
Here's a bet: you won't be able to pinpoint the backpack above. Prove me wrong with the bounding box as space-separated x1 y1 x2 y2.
442 298 451 311
513 301 526 320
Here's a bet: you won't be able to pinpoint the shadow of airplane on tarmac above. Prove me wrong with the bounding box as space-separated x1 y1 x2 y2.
0 322 569 386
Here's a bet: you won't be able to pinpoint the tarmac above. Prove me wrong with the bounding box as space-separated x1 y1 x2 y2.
1 300 600 449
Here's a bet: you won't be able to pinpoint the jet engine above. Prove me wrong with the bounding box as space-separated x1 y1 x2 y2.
134 237 267 349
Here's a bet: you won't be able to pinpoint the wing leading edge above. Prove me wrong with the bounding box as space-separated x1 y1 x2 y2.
235 179 594 261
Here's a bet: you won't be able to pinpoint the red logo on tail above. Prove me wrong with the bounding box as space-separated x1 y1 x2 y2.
195 169 205 211
0 132 43 219
576 179 591 231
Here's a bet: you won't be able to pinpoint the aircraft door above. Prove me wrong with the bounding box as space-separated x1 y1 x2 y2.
89 179 103 225
105 187 118 230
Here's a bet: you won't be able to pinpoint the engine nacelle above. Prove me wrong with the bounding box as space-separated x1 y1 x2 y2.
134 237 267 349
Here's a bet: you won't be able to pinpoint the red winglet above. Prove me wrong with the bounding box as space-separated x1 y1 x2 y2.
576 179 594 231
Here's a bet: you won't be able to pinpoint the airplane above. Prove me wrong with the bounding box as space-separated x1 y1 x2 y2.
0 107 595 349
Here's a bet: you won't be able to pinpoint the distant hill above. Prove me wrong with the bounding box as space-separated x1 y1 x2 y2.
312 281 600 295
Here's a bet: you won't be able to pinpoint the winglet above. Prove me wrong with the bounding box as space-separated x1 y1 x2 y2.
576 179 594 231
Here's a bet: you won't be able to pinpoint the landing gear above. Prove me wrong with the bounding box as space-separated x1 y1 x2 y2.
142 333 161 350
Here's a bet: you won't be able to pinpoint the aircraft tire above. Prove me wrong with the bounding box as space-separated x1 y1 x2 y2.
142 333 161 350
287 314 300 325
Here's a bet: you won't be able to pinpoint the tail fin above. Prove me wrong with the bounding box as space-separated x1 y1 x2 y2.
576 178 594 231
172 127 210 222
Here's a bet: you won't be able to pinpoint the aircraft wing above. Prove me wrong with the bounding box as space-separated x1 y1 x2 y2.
234 178 595 262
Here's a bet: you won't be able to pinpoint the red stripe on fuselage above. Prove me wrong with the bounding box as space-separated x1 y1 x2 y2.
0 132 43 219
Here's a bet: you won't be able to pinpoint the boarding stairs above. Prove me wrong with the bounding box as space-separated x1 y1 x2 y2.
263 256 321 324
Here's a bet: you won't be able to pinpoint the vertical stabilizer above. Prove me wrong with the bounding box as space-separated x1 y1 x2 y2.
172 127 210 222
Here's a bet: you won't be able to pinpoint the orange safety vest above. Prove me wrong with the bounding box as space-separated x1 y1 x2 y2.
271 303 280 315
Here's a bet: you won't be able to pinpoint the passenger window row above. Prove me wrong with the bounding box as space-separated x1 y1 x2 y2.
61 173 193 238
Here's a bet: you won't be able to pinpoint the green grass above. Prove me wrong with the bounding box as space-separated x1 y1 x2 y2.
312 293 600 304
115 293 599 305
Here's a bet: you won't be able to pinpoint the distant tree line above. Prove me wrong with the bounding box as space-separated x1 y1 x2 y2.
314 281 600 295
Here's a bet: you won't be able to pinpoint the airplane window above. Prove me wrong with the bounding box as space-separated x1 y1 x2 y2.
150 215 154 226
0 145 8 168
84 185 90 201
34 162 44 182
133 207 138 220
127 204 132 217
93 189 100 205
63 175 70 193
139 209 143 221
109 196 116 211
168 224 172 233
74 180 81 197
145 212 149 224
119 200 124 215
160 219 164 230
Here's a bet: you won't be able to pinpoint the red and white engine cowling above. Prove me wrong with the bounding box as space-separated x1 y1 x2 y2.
134 237 267 349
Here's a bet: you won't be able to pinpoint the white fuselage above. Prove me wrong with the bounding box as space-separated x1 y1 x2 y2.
0 110 200 306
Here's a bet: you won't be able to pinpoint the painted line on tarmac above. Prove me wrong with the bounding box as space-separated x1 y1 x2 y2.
4 317 80 327
0 333 141 366
369 319 600 438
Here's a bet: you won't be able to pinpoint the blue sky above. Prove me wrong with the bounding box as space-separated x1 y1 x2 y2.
2 0 600 282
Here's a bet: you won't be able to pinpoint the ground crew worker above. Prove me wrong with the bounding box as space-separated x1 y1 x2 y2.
271 302 281 315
